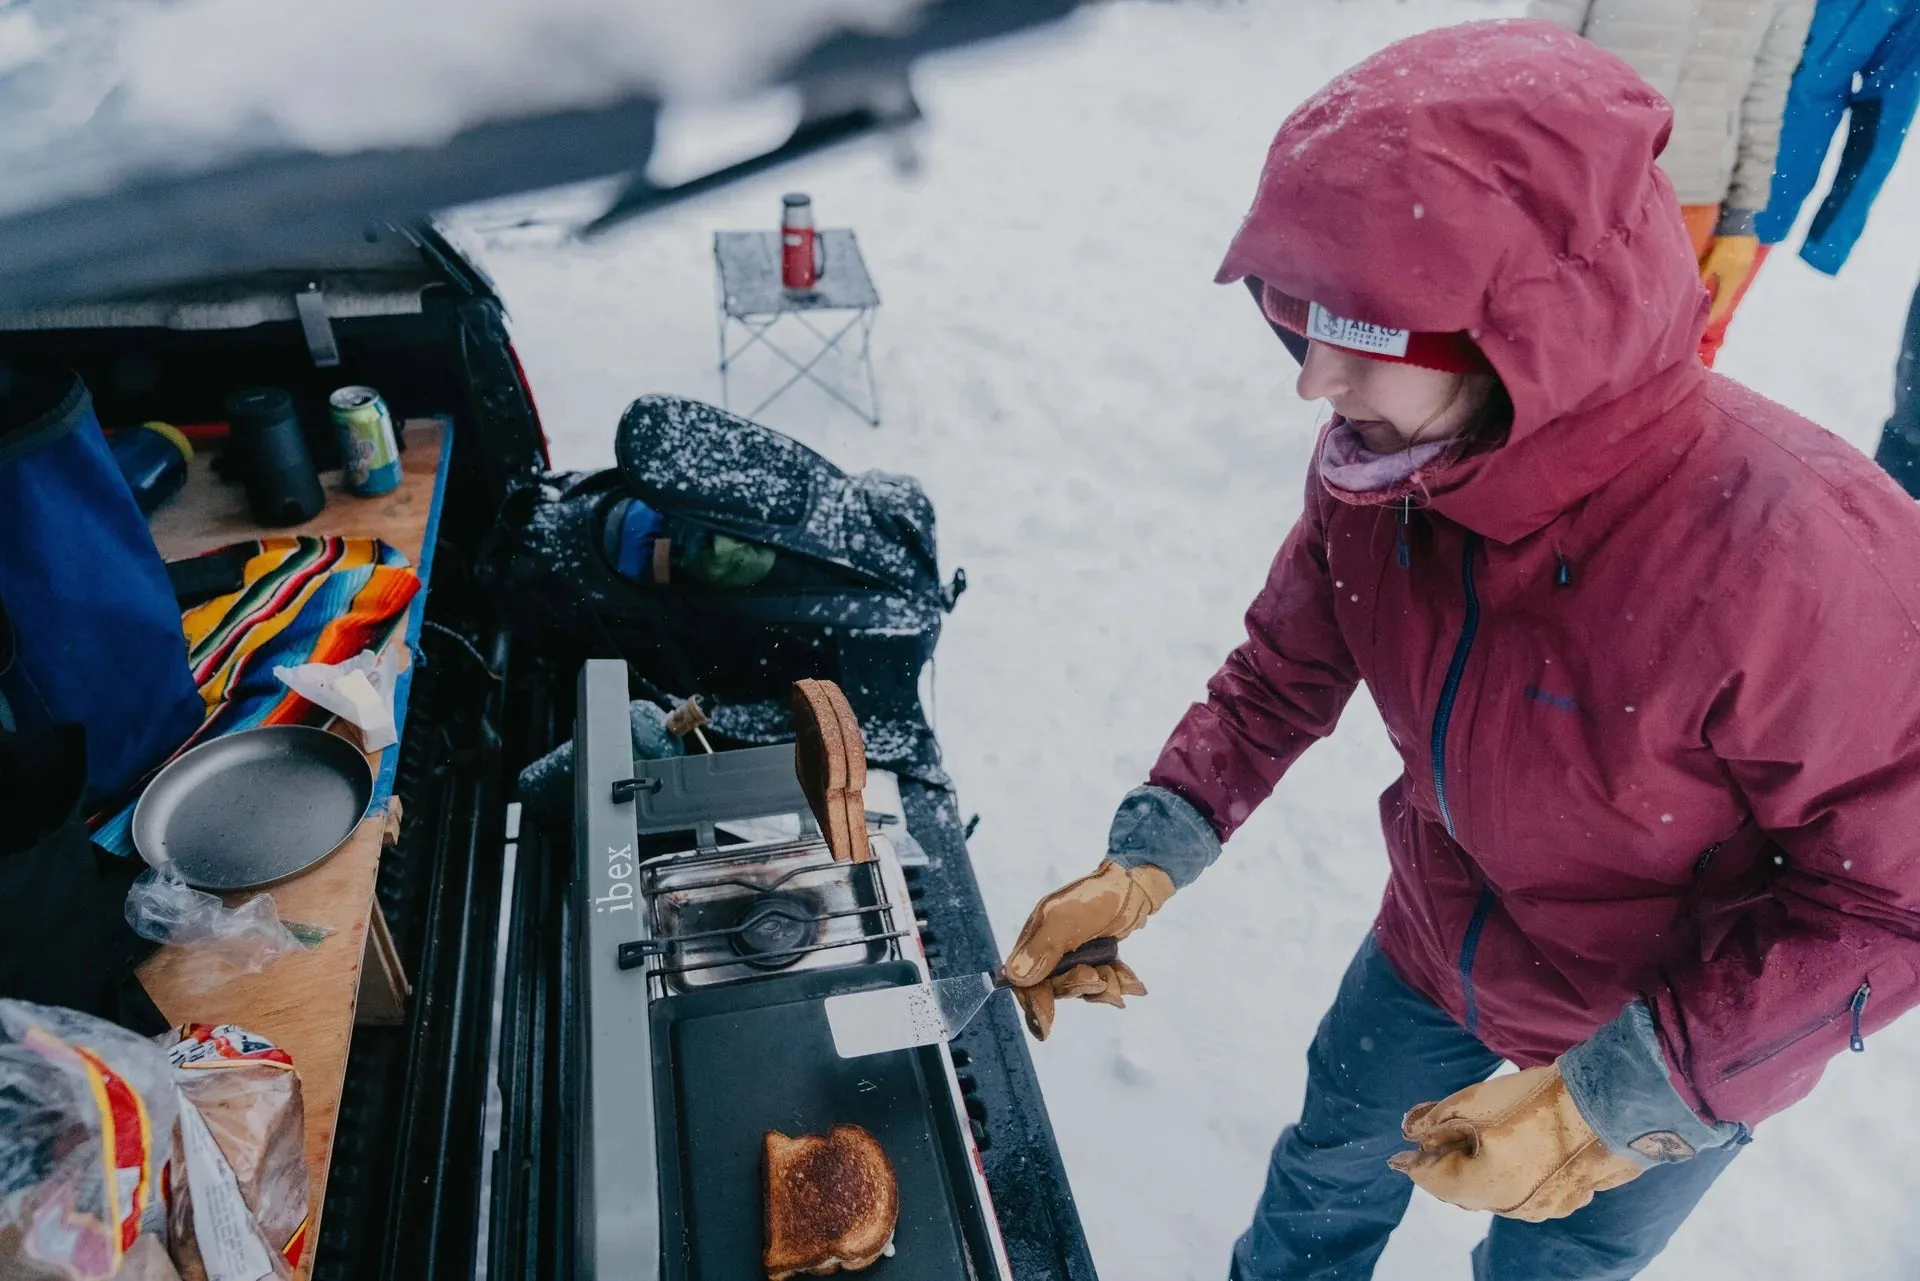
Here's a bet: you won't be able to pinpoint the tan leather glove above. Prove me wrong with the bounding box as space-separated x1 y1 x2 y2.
1387 1063 1644 1222
1699 233 1760 324
1002 860 1175 1040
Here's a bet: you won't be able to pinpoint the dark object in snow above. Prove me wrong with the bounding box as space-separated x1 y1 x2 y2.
485 396 961 785
1873 280 1920 498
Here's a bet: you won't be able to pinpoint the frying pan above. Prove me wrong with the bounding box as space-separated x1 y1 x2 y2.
131 725 374 890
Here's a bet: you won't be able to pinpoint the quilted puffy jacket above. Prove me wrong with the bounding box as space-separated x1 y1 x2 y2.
1530 0 1816 209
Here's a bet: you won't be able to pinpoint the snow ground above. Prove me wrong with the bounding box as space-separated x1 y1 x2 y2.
445 3 1920 1278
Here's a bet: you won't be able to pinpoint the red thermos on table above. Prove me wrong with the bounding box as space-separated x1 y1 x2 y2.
781 193 826 291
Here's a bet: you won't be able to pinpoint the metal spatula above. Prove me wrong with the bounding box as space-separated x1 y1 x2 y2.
824 937 1121 1058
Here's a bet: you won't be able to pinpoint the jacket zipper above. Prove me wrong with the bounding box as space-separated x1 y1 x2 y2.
1720 981 1873 1080
1431 532 1489 1032
1693 841 1724 878
1430 533 1481 839
1458 886 1497 1037
1679 838 1727 915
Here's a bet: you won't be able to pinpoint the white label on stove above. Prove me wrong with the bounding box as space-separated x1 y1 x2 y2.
596 841 635 913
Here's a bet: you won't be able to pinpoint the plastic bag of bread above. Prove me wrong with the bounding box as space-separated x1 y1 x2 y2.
161 1024 311 1281
0 999 181 1280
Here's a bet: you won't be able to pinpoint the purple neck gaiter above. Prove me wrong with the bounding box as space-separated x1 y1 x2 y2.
1317 417 1457 501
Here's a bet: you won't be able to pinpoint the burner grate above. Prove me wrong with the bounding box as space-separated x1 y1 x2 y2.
732 892 819 968
619 928 913 976
631 841 906 988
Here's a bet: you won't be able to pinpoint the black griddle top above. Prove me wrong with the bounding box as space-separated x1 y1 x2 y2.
652 961 992 1280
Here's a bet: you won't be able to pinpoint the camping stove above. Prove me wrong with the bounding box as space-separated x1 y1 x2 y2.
570 661 1012 1281
638 837 909 990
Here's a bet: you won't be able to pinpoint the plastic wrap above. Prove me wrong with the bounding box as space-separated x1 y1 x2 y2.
123 869 306 975
0 1000 181 1280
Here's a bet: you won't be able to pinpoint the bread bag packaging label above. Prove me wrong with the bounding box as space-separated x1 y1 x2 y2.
163 1024 311 1280
178 1099 275 1281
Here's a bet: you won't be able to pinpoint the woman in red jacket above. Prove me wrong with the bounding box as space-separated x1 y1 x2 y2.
1001 19 1920 1281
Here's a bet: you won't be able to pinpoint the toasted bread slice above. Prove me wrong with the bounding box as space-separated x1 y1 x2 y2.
791 679 871 863
764 1124 899 1279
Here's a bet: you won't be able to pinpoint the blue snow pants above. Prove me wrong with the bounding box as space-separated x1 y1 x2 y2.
1228 936 1741 1281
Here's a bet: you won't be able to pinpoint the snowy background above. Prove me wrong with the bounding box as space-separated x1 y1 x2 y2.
444 2 1920 1277
0 0 928 215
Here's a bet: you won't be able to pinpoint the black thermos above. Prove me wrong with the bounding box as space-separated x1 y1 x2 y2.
225 387 323 525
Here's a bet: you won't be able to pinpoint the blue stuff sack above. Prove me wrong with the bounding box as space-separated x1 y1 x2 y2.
0 366 203 805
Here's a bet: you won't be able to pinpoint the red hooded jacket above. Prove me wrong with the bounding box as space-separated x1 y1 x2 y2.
1162 19 1920 1127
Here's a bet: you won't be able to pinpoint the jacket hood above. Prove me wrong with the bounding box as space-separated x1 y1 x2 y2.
1218 19 1711 543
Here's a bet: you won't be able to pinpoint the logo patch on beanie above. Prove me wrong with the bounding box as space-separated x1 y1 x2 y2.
1307 302 1410 358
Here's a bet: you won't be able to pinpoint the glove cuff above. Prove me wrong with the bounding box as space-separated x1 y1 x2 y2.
1560 1002 1745 1168
1106 785 1220 889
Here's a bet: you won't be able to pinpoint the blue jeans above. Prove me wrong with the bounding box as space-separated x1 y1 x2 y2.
1229 937 1740 1281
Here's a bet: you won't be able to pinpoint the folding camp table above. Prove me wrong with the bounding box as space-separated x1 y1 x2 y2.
141 416 452 1280
713 229 882 427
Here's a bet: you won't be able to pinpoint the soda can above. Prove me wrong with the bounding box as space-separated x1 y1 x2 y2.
327 386 401 496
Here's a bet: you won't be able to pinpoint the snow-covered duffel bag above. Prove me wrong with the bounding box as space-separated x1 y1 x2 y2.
485 396 963 784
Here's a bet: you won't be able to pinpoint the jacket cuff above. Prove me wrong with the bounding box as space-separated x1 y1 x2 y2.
1714 206 1758 237
1106 785 1221 889
1561 1002 1743 1168
1798 237 1845 278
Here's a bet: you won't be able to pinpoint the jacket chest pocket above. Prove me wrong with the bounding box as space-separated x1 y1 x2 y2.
1328 512 1423 744
1325 506 1414 674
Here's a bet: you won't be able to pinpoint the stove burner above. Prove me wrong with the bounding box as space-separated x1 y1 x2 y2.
731 892 820 969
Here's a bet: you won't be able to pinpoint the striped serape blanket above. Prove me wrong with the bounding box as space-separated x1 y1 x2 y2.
92 536 419 855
